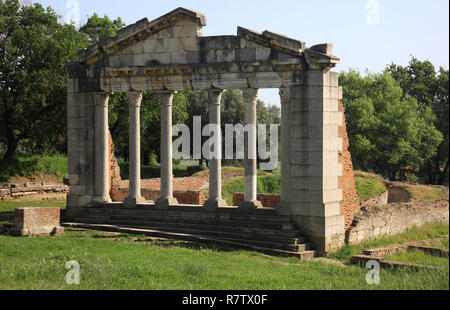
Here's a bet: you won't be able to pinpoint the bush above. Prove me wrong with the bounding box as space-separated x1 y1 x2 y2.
0 154 68 183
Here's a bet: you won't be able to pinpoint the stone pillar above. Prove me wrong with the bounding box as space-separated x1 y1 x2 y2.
203 90 227 209
289 70 345 255
66 79 96 219
92 93 112 203
124 92 149 207
276 88 291 216
156 91 178 208
239 88 262 210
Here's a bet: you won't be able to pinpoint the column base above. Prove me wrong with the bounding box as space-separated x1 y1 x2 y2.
203 198 227 210
155 197 179 210
91 196 112 204
123 196 150 208
239 200 263 212
276 200 291 216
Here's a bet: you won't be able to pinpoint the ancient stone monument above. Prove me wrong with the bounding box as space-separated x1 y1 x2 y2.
65 8 351 255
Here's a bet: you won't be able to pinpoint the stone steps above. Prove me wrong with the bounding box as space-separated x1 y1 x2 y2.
62 222 316 260
74 217 300 242
79 211 295 230
66 206 316 259
85 206 291 223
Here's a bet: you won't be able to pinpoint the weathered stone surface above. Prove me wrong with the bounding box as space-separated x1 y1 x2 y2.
65 8 349 257
13 207 64 237
346 200 449 244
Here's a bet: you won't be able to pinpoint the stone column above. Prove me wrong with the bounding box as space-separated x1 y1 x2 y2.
289 70 345 255
92 93 112 203
276 88 291 216
124 92 149 207
203 90 227 209
239 88 262 210
156 91 178 208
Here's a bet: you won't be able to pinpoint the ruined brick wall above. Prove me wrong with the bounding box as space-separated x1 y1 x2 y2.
232 193 281 208
109 130 122 192
338 100 361 229
111 187 205 205
346 200 449 244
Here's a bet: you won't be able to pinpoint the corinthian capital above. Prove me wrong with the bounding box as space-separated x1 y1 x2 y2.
242 88 258 104
128 92 143 107
279 88 290 105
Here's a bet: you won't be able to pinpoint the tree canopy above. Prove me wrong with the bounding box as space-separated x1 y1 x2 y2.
340 68 444 181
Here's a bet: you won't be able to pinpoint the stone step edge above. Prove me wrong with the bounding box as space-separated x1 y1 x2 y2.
73 217 300 238
62 222 316 259
76 215 296 232
83 207 289 222
80 212 294 228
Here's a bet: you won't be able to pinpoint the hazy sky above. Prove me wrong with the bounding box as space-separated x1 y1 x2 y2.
34 0 449 106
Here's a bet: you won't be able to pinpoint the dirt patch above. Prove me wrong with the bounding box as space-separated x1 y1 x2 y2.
387 186 411 203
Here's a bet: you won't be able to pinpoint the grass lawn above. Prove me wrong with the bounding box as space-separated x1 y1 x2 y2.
353 171 387 202
0 154 67 183
0 227 448 290
0 200 449 290
384 248 449 267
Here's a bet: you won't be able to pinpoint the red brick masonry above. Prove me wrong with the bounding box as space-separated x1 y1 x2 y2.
232 193 280 209
13 207 64 236
338 99 361 229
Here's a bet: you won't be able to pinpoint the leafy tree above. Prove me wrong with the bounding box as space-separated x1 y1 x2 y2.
79 13 125 44
387 57 449 184
340 70 443 180
0 0 89 159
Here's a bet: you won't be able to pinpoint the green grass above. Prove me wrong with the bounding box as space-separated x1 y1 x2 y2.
221 174 281 206
0 228 447 290
384 248 449 267
354 171 387 202
0 200 448 290
430 237 449 250
328 222 449 263
0 154 68 183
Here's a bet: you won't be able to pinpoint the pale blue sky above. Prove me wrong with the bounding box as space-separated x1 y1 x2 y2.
35 0 449 106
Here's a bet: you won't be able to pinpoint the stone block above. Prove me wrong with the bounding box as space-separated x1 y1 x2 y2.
13 207 64 237
256 48 271 60
143 38 165 53
290 98 339 112
290 137 343 152
170 51 188 64
120 42 145 54
216 49 236 62
173 25 198 38
237 48 257 62
306 70 339 87
147 53 171 65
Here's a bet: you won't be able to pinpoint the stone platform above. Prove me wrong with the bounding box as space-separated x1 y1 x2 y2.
63 203 316 259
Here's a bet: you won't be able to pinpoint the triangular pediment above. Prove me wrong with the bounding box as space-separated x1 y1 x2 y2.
77 7 206 64
75 8 339 71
